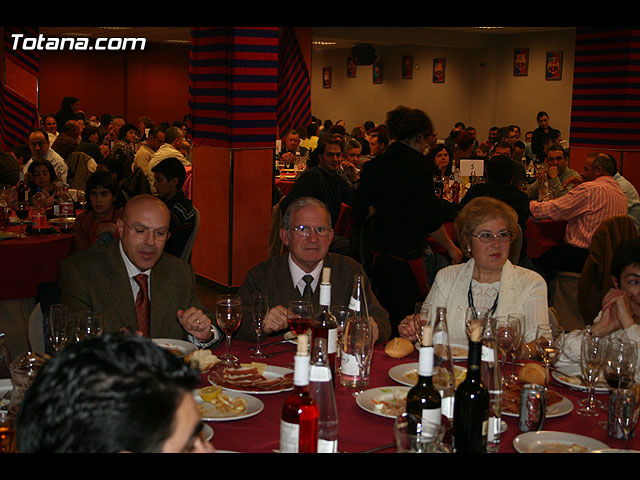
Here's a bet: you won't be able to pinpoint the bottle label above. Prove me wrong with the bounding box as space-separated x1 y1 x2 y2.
481 345 495 363
340 352 359 376
348 296 360 312
317 439 338 453
60 202 74 216
440 394 455 419
279 420 300 453
421 407 442 430
309 365 332 383
433 330 448 345
327 328 337 354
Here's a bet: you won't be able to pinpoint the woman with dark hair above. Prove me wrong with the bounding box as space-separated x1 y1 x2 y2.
73 170 125 251
113 123 137 172
76 125 104 163
427 143 453 177
531 110 561 163
55 96 80 130
354 105 463 335
27 160 57 207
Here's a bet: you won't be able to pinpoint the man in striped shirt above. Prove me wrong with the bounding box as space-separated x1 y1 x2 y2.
530 152 627 279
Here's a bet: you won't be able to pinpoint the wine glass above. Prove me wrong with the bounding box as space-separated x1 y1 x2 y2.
331 305 349 377
75 310 104 342
505 314 524 386
216 294 242 365
577 332 606 416
412 302 431 345
465 307 488 341
494 316 518 386
352 329 373 398
535 324 564 389
250 293 269 360
14 201 29 237
288 301 313 337
614 388 640 448
604 338 637 390
48 304 70 353
76 190 87 210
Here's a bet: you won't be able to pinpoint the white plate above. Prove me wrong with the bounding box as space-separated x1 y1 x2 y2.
552 363 609 393
388 362 466 388
152 338 197 358
502 393 574 418
355 386 410 419
194 390 264 422
513 431 609 453
208 365 294 395
201 423 214 441
0 378 12 410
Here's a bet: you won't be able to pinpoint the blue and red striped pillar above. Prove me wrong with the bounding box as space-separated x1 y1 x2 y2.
189 27 311 289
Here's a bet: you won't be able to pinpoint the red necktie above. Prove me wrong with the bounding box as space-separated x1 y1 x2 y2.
133 273 150 337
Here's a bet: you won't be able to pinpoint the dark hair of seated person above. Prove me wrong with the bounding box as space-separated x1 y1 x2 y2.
16 333 201 453
151 157 186 190
84 169 126 211
611 238 640 284
485 155 515 185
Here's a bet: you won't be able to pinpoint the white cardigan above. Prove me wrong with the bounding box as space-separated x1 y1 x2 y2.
423 258 549 345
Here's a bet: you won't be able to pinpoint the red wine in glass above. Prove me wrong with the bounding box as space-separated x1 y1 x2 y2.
288 301 313 336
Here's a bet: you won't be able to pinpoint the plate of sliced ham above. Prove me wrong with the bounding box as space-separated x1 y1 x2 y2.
207 364 294 394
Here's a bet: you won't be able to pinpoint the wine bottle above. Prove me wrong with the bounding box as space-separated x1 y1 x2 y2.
309 337 339 453
406 325 441 437
340 273 373 389
310 267 338 382
453 323 490 453
16 171 28 203
432 307 456 421
280 334 319 453
480 316 502 453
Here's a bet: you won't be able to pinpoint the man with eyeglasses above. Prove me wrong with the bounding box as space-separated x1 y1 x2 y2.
58 194 221 347
234 197 391 344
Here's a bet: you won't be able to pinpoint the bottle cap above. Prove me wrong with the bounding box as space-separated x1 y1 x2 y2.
421 325 433 347
296 333 309 355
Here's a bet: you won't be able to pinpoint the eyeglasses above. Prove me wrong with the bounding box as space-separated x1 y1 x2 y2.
471 231 513 243
122 220 169 241
290 225 332 237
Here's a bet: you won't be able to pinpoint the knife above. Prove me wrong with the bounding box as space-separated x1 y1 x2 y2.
248 339 292 350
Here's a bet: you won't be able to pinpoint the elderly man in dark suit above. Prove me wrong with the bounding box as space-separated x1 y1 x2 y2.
235 197 391 344
58 194 220 347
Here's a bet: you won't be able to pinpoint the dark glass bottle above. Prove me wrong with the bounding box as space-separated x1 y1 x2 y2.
453 338 490 453
310 267 338 382
406 327 441 436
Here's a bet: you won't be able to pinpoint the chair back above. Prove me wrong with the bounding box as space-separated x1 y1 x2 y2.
66 151 95 190
508 224 523 265
578 215 639 324
180 207 200 262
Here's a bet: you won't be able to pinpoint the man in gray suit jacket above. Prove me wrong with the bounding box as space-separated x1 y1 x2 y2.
59 195 221 347
235 197 391 343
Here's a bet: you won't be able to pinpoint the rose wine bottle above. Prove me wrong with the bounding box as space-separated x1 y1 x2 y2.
280 334 319 453
310 267 338 382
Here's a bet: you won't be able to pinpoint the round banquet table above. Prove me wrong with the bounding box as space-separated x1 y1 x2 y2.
525 219 568 259
202 337 639 453
275 179 295 197
0 224 75 358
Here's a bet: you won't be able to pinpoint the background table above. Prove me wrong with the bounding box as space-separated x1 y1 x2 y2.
203 337 637 453
525 219 568 259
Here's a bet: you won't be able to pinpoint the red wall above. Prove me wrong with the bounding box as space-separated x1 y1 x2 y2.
38 43 190 126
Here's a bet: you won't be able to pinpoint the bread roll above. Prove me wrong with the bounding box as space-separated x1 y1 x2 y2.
185 349 218 372
518 362 546 386
385 337 414 359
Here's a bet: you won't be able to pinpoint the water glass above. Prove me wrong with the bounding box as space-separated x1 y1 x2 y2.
577 332 605 416
216 294 242 365
75 310 104 342
49 304 70 352
250 293 269 360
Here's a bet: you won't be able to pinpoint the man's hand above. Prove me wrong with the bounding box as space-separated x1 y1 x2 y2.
178 307 213 341
562 176 582 189
263 305 289 335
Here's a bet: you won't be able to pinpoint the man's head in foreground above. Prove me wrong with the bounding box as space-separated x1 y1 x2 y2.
17 333 213 453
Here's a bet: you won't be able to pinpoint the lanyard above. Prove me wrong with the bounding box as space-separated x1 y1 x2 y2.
467 280 499 320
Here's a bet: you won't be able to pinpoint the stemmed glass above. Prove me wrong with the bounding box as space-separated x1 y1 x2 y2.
216 294 242 365
465 307 489 341
331 305 349 377
577 331 605 416
535 324 564 390
603 338 637 391
75 310 104 342
614 388 640 448
494 316 519 386
412 302 431 345
287 301 313 337
250 293 269 360
14 201 29 237
48 304 70 353
352 328 373 398
76 190 87 210
505 314 524 387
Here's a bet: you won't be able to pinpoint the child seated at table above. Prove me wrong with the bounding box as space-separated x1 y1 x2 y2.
73 170 125 251
560 238 640 381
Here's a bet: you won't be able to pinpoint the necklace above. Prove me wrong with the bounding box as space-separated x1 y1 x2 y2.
467 280 499 320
